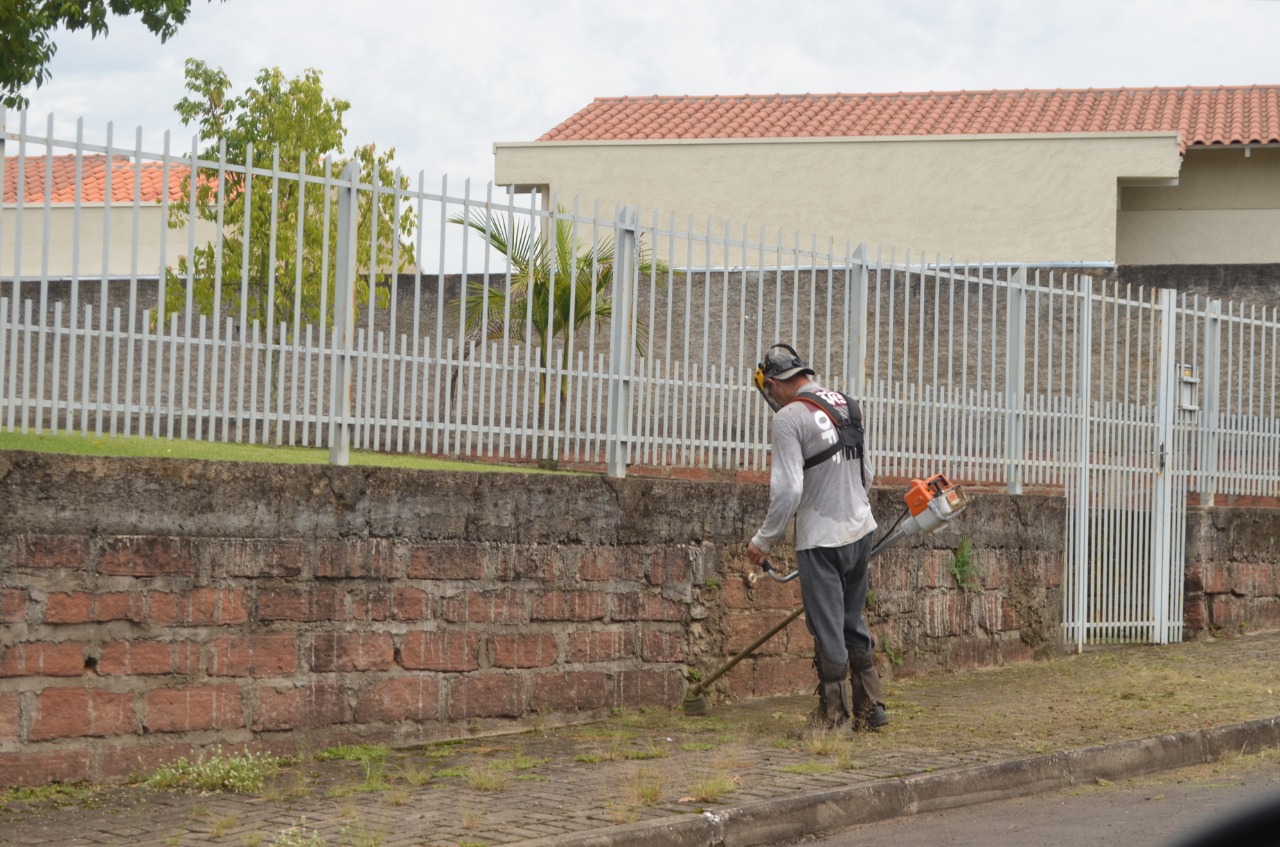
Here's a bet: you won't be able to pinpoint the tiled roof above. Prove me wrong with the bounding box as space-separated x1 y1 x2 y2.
2 155 189 204
538 86 1280 152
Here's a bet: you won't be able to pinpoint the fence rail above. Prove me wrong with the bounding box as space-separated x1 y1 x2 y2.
2 112 1279 500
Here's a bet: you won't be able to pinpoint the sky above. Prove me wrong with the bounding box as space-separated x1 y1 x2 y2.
9 0 1280 192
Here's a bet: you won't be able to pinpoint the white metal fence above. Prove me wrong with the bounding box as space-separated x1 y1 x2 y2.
3 112 1279 643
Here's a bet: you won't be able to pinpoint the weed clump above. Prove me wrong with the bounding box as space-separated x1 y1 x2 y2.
144 747 282 794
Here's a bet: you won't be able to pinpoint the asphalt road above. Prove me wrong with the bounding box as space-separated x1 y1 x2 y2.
803 755 1280 847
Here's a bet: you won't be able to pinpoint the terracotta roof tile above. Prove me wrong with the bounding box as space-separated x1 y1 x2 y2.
2 155 191 205
538 86 1280 153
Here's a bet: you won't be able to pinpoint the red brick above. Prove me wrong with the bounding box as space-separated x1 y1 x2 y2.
872 560 914 592
97 536 194 577
641 630 686 663
208 538 304 578
530 671 608 713
736 655 816 698
252 682 349 731
577 548 639 582
98 640 200 676
42 592 92 624
645 549 690 586
1201 562 1232 595
1231 562 1277 598
399 630 481 672
977 594 1020 633
391 586 436 621
355 677 441 723
257 586 346 622
309 632 395 673
947 637 999 671
496 547 561 581
723 575 754 610
1 589 29 623
143 685 244 733
725 613 793 656
30 687 135 740
0 691 19 740
0 642 84 677
610 669 684 708
408 543 485 580
96 741 207 782
923 593 975 637
748 575 802 612
531 591 607 621
441 590 526 624
18 535 88 570
447 674 524 719
315 539 397 579
566 628 634 664
492 633 559 669
210 634 297 678
610 592 684 622
149 589 248 626
0 750 93 787
1183 596 1208 634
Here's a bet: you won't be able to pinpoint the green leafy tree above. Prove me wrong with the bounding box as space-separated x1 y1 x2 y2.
165 58 414 336
1 0 220 109
450 207 665 416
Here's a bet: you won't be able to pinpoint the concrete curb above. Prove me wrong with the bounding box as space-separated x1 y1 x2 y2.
515 715 1280 847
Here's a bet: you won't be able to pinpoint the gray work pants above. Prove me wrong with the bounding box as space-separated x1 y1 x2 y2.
796 533 875 667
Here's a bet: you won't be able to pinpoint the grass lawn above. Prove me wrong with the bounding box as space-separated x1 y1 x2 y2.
0 430 567 475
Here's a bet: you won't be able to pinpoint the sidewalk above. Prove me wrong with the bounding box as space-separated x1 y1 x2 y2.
4 630 1279 847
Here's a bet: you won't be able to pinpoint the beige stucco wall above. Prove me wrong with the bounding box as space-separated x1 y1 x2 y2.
0 205 215 278
495 133 1182 264
1117 147 1280 264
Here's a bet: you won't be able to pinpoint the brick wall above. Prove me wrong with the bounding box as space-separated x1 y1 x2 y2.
1184 505 1280 637
2 450 1272 788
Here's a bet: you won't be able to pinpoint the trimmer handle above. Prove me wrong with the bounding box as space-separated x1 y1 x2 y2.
760 559 799 583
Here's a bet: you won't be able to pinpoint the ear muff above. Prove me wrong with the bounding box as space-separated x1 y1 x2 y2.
754 364 782 413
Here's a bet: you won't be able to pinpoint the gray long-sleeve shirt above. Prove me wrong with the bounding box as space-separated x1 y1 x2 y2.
750 384 877 554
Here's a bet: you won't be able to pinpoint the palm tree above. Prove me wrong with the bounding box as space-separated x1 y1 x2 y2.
449 207 666 442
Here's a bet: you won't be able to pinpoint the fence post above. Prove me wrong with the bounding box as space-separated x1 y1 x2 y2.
1150 287 1178 644
1068 273 1094 652
328 160 359 466
1200 299 1222 506
1004 266 1028 495
606 207 637 478
846 243 869 396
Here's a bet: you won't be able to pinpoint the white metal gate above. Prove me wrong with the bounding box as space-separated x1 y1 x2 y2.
1063 283 1227 648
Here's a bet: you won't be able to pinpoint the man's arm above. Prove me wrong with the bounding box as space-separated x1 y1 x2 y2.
748 409 805 559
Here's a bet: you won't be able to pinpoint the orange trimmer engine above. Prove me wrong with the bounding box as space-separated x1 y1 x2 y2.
865 473 968 558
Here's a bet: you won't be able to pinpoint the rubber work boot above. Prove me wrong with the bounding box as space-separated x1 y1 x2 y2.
848 650 889 731
806 650 851 730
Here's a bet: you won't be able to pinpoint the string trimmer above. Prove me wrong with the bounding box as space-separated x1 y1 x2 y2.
681 473 969 715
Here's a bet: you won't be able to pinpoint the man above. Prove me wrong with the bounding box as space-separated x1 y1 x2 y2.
746 343 889 731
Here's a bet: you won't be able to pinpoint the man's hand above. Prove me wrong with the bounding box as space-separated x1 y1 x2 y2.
746 541 768 567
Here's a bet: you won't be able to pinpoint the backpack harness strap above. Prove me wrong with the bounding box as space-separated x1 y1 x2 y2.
794 393 866 486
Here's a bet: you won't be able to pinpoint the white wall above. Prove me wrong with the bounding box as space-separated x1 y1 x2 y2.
1117 147 1280 264
495 132 1182 264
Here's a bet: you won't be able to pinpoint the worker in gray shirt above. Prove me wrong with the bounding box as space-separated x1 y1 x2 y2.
746 343 888 731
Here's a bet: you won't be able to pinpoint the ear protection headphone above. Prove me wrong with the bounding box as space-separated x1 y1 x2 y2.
752 343 806 413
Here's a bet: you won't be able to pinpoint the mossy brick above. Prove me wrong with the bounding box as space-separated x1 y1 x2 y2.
97 537 194 577
16 535 88 570
407 543 485 579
